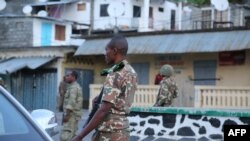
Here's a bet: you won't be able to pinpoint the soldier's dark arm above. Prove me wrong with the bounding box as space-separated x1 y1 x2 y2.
71 101 112 141
63 109 72 123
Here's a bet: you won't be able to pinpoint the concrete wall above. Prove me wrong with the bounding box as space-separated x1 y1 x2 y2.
0 17 33 47
128 107 250 141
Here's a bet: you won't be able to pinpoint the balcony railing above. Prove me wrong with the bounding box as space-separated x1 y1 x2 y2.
194 86 250 109
89 84 250 110
89 84 159 110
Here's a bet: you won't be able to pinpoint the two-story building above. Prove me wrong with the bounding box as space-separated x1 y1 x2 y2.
0 15 81 110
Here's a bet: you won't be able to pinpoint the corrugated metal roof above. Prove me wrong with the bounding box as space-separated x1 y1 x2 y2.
0 57 56 74
75 30 250 55
30 0 81 6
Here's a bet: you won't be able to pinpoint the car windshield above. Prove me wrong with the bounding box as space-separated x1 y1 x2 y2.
0 91 48 141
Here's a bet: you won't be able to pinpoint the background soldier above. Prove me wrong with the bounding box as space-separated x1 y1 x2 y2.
72 34 138 141
154 64 178 107
60 70 83 141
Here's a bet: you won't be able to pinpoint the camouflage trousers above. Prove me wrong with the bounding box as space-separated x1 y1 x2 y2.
92 129 129 141
60 116 80 141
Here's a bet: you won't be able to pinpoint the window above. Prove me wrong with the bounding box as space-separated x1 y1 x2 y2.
246 16 250 27
133 6 141 17
77 3 86 11
201 9 212 29
171 10 176 30
100 4 109 17
55 25 65 41
159 7 164 12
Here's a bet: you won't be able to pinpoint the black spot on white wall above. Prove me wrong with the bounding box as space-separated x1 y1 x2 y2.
180 115 185 123
157 132 164 136
209 134 223 140
162 114 176 128
144 128 155 135
148 118 160 125
193 122 200 128
130 122 137 126
131 128 136 132
221 119 238 132
239 117 250 124
188 115 202 120
161 130 166 133
199 126 206 134
177 127 195 136
169 131 175 135
208 118 220 128
140 121 145 126
202 117 208 121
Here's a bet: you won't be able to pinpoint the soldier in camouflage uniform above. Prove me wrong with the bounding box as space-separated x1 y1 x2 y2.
72 35 138 141
60 70 83 141
154 64 178 107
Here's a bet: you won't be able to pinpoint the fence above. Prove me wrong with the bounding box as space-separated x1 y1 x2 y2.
89 84 250 110
194 86 250 109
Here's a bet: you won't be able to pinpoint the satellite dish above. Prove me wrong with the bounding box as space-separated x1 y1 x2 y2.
37 10 48 17
107 2 125 17
0 0 7 11
23 5 32 15
211 0 229 11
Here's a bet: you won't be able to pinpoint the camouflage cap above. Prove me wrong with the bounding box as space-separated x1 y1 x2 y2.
159 64 174 77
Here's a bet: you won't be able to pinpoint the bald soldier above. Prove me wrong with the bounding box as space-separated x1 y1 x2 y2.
72 34 138 141
154 64 178 107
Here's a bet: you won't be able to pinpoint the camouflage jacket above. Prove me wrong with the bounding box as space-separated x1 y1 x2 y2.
98 60 138 132
154 76 178 107
63 81 83 118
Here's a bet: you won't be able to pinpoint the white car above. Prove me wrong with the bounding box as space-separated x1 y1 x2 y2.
31 109 59 137
0 86 56 141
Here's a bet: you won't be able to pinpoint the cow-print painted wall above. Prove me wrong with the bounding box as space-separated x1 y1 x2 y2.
128 111 250 141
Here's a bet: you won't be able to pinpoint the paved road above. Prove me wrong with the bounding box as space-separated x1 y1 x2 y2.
52 109 94 141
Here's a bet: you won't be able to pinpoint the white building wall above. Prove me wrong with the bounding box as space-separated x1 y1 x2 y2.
150 2 167 30
94 0 131 30
93 0 178 31
130 0 143 29
164 1 177 30
60 1 90 29
33 19 42 46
